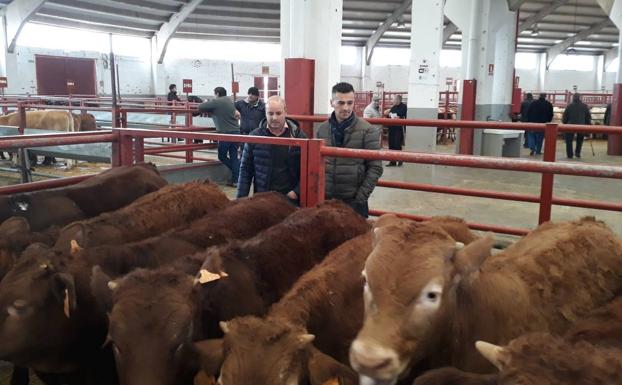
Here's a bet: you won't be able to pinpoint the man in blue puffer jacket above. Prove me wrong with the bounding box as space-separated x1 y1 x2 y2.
237 95 307 204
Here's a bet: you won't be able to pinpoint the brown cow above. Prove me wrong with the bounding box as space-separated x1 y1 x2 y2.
196 232 373 385
349 216 622 385
415 296 622 385
54 181 229 252
0 163 167 230
89 200 369 385
0 193 293 385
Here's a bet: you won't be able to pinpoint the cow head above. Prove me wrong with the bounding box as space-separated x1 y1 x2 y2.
79 113 97 131
349 215 493 385
194 317 358 385
91 266 199 385
0 252 78 369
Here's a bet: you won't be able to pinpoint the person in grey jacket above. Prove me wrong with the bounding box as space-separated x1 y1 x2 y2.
562 93 591 159
316 82 383 218
198 87 241 185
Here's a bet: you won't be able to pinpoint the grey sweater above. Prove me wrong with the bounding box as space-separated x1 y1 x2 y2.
198 96 240 133
316 116 383 203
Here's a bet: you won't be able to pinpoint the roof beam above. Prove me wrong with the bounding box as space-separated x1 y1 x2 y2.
546 19 611 68
604 45 618 68
518 0 569 34
152 0 202 64
4 0 47 53
507 0 528 11
443 22 459 44
364 0 411 65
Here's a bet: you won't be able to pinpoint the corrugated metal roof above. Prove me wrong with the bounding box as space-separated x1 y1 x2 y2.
1 0 618 54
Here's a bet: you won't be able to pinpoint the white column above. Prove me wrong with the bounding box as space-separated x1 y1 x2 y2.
406 0 445 152
617 33 622 83
280 0 342 114
537 53 546 91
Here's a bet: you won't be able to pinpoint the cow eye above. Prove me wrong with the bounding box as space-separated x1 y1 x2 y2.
7 300 31 317
427 292 438 301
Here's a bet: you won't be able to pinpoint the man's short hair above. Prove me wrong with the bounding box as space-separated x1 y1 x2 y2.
539 92 547 99
332 82 355 96
372 95 381 102
395 94 403 102
214 87 227 97
169 84 176 91
267 95 287 110
248 87 260 96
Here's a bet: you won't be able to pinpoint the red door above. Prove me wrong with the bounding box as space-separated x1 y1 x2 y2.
35 55 97 95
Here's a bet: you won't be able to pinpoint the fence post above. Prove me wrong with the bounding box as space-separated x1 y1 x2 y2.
134 137 145 164
17 103 32 183
303 139 325 207
538 123 558 224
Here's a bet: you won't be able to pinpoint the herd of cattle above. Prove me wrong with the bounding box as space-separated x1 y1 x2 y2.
0 163 620 385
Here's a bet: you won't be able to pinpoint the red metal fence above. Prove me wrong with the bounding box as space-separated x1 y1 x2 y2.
0 101 621 237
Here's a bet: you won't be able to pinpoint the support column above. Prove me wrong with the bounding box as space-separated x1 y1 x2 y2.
447 0 517 155
281 0 342 115
406 0 444 153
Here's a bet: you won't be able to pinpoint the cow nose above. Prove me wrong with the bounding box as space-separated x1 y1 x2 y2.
350 339 398 371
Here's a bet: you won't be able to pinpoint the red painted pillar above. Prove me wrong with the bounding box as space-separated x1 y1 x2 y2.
285 58 315 138
459 79 477 154
538 123 558 224
608 83 622 155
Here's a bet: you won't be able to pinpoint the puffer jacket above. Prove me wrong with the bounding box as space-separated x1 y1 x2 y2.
237 118 306 198
316 116 383 203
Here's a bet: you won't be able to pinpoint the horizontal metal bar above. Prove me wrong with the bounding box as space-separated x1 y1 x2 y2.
0 133 116 149
321 147 622 179
0 174 95 195
147 153 214 162
0 130 112 140
144 143 217 153
368 209 530 236
117 128 308 146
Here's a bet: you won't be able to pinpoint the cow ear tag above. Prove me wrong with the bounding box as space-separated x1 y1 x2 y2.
321 378 339 385
196 269 228 285
70 240 83 256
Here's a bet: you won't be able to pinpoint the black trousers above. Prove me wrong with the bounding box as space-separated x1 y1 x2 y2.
564 132 584 158
388 127 404 150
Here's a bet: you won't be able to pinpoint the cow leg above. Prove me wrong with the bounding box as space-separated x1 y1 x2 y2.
28 152 38 166
42 156 54 166
9 366 29 385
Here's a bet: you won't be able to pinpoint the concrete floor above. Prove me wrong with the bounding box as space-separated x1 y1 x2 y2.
370 139 622 237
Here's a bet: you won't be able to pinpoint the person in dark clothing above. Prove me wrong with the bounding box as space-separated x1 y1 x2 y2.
237 96 306 204
383 94 407 166
234 87 266 135
167 84 180 102
316 82 383 218
526 93 554 156
604 103 612 126
562 93 591 159
198 87 241 186
520 93 534 148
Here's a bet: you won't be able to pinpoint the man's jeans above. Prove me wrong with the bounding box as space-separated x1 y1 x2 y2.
218 141 239 183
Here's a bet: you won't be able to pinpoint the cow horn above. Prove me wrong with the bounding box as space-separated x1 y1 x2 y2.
219 321 229 334
107 281 118 290
70 240 83 255
455 242 465 250
475 340 506 371
298 334 315 344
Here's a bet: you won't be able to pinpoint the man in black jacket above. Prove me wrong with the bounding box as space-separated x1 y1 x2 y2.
384 94 407 166
167 84 180 102
235 87 266 135
520 93 534 148
562 94 591 159
526 93 554 155
237 96 306 204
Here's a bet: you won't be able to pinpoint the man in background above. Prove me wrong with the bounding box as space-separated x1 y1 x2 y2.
562 93 591 159
519 93 534 148
199 87 241 186
526 93 554 156
167 84 180 102
315 82 383 218
237 96 306 204
384 94 407 166
235 87 266 134
363 95 382 119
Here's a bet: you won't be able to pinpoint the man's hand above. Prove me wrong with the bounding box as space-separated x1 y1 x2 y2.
234 110 241 120
287 191 298 200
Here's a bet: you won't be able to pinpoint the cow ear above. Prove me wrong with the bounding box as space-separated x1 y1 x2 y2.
90 265 114 312
193 339 224 377
52 272 76 318
56 223 85 253
0 216 30 237
307 346 359 385
452 235 494 277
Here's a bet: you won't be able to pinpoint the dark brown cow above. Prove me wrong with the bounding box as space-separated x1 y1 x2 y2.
0 163 167 230
414 296 622 385
90 200 369 385
54 181 229 252
350 216 622 385
0 193 294 385
196 232 373 385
